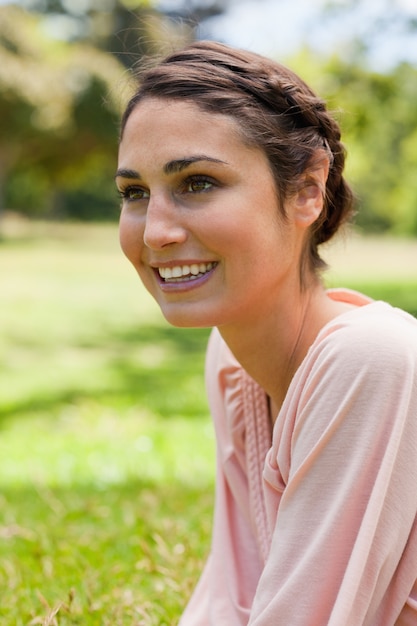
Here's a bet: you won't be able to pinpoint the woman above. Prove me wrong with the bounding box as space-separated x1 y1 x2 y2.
116 41 417 625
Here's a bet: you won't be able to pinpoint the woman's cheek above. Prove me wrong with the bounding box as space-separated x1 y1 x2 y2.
119 212 143 267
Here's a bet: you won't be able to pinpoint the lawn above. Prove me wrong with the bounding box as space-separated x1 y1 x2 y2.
1 216 417 625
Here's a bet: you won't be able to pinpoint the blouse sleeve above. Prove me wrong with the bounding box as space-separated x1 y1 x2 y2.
250 307 417 625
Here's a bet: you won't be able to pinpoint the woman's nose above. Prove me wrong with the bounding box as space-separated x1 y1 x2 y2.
143 195 187 250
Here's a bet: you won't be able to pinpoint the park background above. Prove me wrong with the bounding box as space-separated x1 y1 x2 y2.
1 0 417 623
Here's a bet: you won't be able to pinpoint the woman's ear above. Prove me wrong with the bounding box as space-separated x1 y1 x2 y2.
293 158 330 227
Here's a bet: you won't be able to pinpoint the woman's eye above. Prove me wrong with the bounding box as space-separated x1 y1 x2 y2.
184 177 215 194
119 186 149 201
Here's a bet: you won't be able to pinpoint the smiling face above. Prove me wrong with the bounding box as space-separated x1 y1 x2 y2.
117 98 314 329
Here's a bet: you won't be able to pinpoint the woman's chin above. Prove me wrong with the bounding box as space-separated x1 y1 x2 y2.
162 313 214 329
159 303 219 329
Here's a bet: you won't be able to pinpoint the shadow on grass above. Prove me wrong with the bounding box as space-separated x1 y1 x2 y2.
0 324 211 422
0 478 213 624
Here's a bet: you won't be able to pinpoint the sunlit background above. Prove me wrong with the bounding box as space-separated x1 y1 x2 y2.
1 1 417 623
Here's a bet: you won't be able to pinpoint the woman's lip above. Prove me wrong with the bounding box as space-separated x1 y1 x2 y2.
152 262 218 291
150 260 216 269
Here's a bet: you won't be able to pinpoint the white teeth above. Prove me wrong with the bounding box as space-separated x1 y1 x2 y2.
158 262 215 281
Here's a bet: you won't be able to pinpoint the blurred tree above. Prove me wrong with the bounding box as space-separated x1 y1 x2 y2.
16 0 226 64
290 49 417 234
0 4 126 220
324 59 417 234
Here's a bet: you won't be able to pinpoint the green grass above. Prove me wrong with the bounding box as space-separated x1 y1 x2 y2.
1 217 416 624
0 218 213 624
323 231 417 317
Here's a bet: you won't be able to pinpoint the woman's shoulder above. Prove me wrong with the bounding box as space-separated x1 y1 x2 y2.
285 301 417 448
311 299 417 371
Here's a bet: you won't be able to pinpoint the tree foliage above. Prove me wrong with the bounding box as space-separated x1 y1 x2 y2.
0 1 416 232
290 48 417 234
0 5 126 218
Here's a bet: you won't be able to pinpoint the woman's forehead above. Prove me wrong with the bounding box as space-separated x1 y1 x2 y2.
119 98 247 160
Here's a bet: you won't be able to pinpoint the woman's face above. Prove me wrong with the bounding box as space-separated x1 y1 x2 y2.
117 98 307 329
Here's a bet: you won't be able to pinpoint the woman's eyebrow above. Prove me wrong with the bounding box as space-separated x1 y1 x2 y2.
163 156 228 175
115 156 228 181
115 168 140 180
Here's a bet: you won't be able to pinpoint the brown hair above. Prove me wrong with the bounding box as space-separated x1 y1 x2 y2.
120 40 355 275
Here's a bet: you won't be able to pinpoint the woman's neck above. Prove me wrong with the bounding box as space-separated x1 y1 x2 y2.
217 285 353 419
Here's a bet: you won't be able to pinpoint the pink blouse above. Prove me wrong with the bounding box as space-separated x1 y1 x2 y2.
179 290 417 625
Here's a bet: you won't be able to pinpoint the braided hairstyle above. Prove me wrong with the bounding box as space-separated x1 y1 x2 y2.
121 40 355 276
